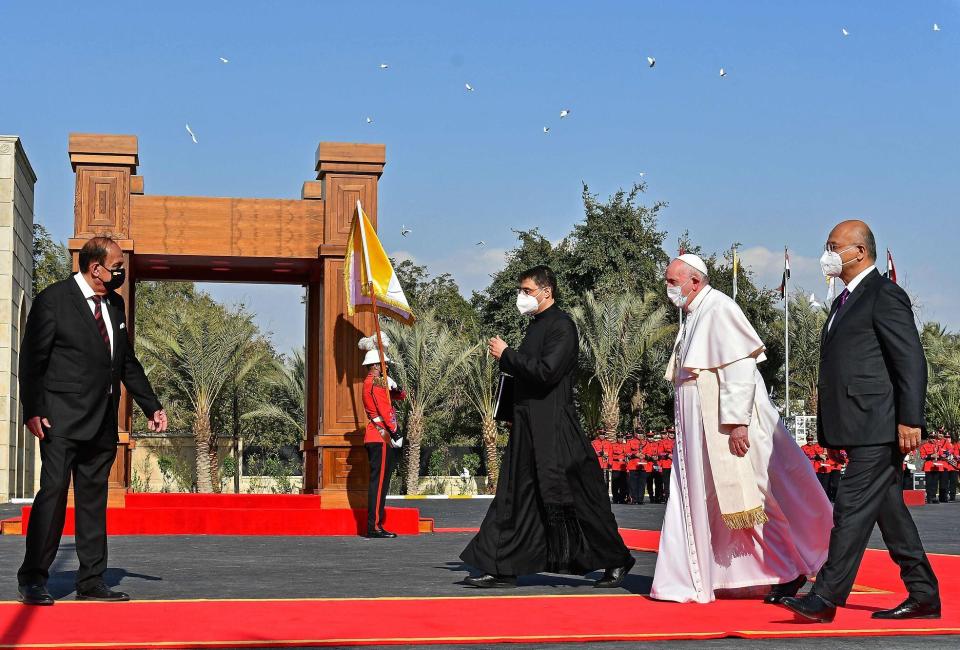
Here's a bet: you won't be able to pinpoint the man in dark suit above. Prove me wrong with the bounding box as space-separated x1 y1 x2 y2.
17 237 167 605
782 220 940 622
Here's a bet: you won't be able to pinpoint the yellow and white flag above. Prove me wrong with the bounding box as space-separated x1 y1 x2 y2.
344 200 415 324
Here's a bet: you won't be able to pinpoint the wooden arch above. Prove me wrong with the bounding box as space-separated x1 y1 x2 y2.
68 133 381 508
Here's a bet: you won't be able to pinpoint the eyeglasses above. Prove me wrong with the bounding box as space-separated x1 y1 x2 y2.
517 286 545 296
824 243 860 253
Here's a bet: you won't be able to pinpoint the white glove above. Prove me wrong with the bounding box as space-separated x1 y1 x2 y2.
387 376 398 390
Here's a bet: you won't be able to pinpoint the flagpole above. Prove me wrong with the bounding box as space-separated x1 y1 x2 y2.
784 246 790 419
732 245 739 302
356 200 391 403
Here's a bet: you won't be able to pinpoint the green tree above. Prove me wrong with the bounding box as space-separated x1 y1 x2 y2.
460 343 501 491
394 259 479 338
782 290 828 414
31 223 72 296
571 291 672 440
382 313 476 494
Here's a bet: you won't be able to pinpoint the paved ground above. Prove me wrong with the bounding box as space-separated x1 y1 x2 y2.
0 498 956 648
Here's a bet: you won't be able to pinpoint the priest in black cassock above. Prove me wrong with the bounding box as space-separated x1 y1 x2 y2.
460 265 635 588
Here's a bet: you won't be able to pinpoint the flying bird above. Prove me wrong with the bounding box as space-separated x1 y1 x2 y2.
841 27 849 37
401 225 411 237
476 240 486 247
365 117 373 124
465 82 474 91
647 56 656 68
560 109 570 118
219 57 229 64
638 171 646 178
543 126 550 134
719 68 727 77
185 124 198 144
379 63 389 69
933 23 941 32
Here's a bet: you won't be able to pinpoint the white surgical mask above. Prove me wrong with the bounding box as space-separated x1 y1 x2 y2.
666 279 692 308
516 287 545 316
819 245 857 278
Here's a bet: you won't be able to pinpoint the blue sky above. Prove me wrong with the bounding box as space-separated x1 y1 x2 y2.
2 1 958 353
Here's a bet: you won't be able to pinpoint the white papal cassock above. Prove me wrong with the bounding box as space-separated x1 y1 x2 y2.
650 286 833 604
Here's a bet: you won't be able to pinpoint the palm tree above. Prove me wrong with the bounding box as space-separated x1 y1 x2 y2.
140 304 261 493
383 313 475 494
786 291 828 414
571 291 671 441
460 342 499 491
243 348 306 438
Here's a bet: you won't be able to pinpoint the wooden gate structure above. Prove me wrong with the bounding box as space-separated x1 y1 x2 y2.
67 133 382 509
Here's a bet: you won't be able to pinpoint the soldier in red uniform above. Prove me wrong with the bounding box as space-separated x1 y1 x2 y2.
591 435 606 471
936 430 955 503
645 433 663 503
919 431 946 504
626 430 646 505
609 435 628 504
827 449 847 503
359 334 406 538
801 434 831 496
659 429 675 503
947 433 959 502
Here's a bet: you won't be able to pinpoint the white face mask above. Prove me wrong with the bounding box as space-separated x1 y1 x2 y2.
516 287 546 316
819 245 858 278
666 279 692 308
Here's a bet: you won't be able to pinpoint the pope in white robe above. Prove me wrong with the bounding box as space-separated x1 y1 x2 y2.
650 254 833 604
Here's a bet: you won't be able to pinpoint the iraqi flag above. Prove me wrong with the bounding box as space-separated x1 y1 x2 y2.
885 249 898 284
777 249 790 299
343 200 415 324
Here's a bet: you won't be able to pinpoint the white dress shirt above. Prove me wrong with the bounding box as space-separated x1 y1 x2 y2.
827 265 876 331
74 272 114 357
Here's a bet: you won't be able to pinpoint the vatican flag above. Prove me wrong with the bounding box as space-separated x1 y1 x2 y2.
344 200 415 324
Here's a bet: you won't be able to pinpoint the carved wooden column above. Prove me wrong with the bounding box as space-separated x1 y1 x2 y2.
314 143 385 509
67 134 139 506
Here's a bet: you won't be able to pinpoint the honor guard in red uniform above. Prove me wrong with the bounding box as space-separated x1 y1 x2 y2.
645 433 663 503
592 434 608 471
801 435 831 496
920 431 946 504
659 429 675 503
946 434 959 502
360 334 406 538
626 431 646 504
609 435 628 504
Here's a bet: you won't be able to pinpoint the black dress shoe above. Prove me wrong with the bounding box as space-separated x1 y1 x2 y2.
871 597 941 620
18 584 54 606
463 574 517 588
377 528 398 538
781 593 836 623
764 575 808 604
76 584 130 602
594 555 636 588
366 529 394 539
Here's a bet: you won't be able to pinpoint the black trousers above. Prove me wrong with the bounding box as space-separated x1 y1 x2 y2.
647 471 662 503
365 441 399 532
611 471 628 504
925 471 943 503
948 471 958 501
816 472 830 497
19 411 117 589
901 468 913 491
661 468 671 501
813 444 939 607
827 471 842 502
627 469 646 504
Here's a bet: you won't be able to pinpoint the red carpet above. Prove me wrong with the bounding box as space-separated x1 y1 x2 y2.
1 528 956 649
16 493 421 536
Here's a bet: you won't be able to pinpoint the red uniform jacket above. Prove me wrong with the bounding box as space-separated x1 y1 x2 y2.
609 441 627 472
941 439 958 472
592 439 608 470
626 438 642 471
920 441 946 472
828 449 847 473
801 443 828 473
658 439 674 470
642 441 660 472
362 374 406 445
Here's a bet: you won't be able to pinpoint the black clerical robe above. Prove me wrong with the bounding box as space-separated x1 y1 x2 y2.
460 305 631 576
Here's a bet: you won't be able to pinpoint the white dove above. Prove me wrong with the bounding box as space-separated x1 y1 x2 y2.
560 109 570 118
401 226 412 237
465 82 474 91
638 171 646 178
365 117 373 124
543 126 550 134
219 57 229 64
719 68 727 77
841 27 849 37
933 23 941 32
647 56 656 68
379 63 389 69
185 124 198 144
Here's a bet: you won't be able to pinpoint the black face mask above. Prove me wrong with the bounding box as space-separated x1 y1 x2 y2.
102 267 126 291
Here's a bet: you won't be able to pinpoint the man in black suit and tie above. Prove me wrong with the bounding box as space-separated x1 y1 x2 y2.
17 237 167 605
783 220 940 622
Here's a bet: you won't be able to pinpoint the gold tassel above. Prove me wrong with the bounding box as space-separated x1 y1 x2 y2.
721 506 769 530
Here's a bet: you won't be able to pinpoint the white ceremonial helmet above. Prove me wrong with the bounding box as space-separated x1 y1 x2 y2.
677 253 709 276
359 332 392 366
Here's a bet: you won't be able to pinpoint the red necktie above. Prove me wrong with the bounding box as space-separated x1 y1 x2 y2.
91 295 111 354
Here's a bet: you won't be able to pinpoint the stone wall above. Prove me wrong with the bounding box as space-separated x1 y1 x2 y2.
0 136 36 502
